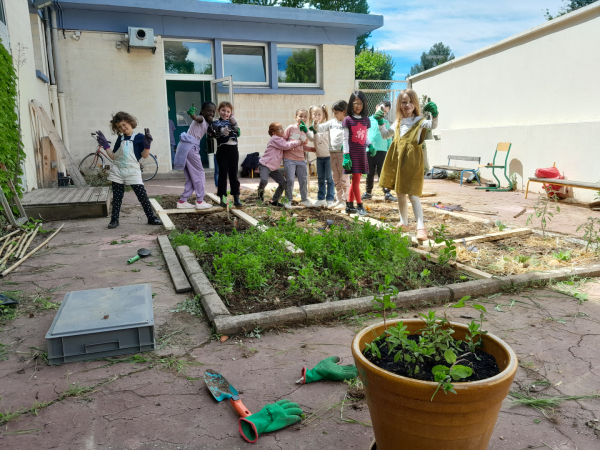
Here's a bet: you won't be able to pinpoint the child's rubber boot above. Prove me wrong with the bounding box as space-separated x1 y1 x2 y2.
361 191 372 200
233 195 244 207
148 217 163 226
108 219 119 229
416 227 428 243
257 189 264 202
356 203 368 216
345 201 357 214
270 200 284 207
383 189 397 202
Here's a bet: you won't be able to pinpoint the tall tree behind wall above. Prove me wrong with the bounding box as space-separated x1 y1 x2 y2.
544 0 598 19
230 0 371 55
407 42 455 78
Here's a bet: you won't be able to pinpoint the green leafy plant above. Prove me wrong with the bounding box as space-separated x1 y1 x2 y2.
370 275 399 333
527 193 560 238
552 250 571 262
430 224 456 265
431 349 473 400
495 220 507 231
509 173 518 191
576 217 600 253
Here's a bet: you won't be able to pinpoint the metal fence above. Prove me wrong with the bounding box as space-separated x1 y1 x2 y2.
354 80 407 124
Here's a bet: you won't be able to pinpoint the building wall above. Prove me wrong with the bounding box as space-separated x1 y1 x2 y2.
4 1 53 191
58 33 356 171
57 32 170 170
409 4 600 202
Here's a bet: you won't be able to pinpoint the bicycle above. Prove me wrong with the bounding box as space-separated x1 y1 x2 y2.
79 133 159 182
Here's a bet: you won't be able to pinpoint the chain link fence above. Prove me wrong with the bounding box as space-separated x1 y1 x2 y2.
354 80 407 123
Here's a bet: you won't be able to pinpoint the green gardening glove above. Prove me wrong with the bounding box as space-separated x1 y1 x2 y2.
239 399 303 443
373 109 385 126
299 120 308 133
309 125 316 133
342 154 352 171
367 144 377 157
422 101 439 118
236 127 241 137
298 356 358 384
187 103 198 116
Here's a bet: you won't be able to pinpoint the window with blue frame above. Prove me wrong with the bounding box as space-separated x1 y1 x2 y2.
222 43 268 85
164 41 213 75
277 46 319 87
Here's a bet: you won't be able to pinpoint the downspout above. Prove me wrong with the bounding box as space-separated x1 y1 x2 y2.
43 8 62 140
50 8 70 154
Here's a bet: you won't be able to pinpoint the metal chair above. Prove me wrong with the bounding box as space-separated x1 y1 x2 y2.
476 142 514 192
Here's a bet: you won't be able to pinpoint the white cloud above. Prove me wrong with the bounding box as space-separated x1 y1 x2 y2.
369 0 565 59
187 47 212 72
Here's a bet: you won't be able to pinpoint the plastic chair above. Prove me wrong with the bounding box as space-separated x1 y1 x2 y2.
476 143 514 192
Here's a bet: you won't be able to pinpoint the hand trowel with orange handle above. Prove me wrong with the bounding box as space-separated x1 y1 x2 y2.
204 369 251 418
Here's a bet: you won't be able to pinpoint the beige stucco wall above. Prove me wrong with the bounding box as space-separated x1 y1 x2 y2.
57 32 170 170
410 4 600 202
57 33 355 171
4 1 54 191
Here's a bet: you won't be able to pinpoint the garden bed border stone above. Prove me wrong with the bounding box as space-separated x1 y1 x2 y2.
173 240 600 334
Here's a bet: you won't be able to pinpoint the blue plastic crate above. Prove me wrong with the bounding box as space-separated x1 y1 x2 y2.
46 284 155 365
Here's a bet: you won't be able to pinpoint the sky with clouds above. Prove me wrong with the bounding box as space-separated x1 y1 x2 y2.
201 0 565 78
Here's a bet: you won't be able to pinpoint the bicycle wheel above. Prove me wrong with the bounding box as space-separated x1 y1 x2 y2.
140 154 158 182
79 152 105 178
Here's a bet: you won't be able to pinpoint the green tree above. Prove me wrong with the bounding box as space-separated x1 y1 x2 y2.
355 49 395 80
0 38 24 202
230 0 371 54
280 49 317 83
544 0 598 19
407 42 455 78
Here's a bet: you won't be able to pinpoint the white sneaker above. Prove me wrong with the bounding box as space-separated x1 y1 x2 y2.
301 199 314 207
327 200 339 208
283 202 293 210
313 200 327 207
177 201 195 209
333 202 345 210
195 201 213 210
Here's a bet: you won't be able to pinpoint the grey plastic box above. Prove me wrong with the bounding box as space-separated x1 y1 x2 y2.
46 284 155 365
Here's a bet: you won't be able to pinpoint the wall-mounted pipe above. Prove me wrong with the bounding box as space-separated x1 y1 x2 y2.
43 8 55 85
49 8 70 152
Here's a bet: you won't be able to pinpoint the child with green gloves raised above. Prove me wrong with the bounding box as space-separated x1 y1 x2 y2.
363 101 397 202
377 89 439 242
282 109 315 208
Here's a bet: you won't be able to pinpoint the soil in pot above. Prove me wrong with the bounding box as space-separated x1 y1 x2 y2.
366 335 500 383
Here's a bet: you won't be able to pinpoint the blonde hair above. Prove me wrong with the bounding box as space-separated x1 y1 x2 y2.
309 104 329 122
295 108 309 118
397 89 421 119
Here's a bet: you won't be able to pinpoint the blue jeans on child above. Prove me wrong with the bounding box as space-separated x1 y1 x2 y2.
213 153 219 187
316 157 335 201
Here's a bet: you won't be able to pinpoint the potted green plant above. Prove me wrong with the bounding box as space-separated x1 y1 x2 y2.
352 286 517 450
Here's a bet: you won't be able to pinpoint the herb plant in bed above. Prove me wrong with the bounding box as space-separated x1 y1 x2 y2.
351 294 518 450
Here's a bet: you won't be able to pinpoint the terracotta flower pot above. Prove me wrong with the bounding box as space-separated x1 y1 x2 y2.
352 319 517 450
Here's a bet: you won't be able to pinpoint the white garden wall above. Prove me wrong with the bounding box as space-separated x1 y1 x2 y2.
409 3 600 202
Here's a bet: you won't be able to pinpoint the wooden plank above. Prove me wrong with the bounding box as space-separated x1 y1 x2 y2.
429 228 533 249
205 192 223 205
161 208 220 215
86 187 103 203
49 138 58 186
230 209 304 256
157 235 192 293
528 178 600 190
149 198 165 213
23 203 107 221
78 187 98 203
41 137 53 188
98 186 111 202
47 188 77 205
55 187 82 205
64 188 92 205
411 247 493 280
30 100 87 187
21 188 52 204
158 212 176 231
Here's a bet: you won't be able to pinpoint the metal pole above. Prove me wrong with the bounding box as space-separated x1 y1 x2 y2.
43 8 55 85
50 9 63 93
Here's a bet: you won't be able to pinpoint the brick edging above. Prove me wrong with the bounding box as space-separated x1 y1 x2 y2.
175 244 600 335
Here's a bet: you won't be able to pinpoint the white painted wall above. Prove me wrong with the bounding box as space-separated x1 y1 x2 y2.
4 1 54 191
409 3 600 202
57 32 170 171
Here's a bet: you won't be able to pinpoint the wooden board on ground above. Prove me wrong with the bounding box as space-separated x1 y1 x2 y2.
157 235 191 293
411 247 493 279
161 207 220 215
424 206 491 224
230 208 305 256
21 187 109 221
149 198 175 231
429 228 533 249
30 100 87 187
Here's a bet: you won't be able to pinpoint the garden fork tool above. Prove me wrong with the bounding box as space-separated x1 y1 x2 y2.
204 369 251 418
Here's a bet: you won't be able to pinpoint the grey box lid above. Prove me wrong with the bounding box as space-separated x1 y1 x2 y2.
46 284 154 338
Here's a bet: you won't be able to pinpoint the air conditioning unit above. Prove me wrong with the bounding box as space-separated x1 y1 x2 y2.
126 27 157 53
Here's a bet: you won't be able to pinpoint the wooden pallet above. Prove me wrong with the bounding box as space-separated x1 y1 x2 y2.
22 187 109 221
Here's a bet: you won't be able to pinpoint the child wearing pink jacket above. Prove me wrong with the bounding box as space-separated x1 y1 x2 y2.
257 122 304 206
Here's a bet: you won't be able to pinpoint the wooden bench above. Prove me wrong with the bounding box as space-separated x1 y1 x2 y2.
433 155 481 186
525 178 600 199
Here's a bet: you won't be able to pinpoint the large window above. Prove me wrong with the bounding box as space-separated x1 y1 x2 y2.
277 45 319 87
222 43 268 85
164 40 213 78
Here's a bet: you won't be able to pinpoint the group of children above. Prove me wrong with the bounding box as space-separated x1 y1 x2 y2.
97 89 438 241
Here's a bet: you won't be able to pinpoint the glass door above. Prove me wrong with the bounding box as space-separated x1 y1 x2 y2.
166 80 211 165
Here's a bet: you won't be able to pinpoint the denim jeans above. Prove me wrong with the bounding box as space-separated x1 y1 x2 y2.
316 157 335 201
283 159 308 202
213 153 219 187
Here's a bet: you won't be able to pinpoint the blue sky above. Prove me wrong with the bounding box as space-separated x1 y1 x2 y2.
201 0 565 78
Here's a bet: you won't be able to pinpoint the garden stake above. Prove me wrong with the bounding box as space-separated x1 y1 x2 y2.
14 230 33 259
0 231 20 256
0 229 20 244
18 224 41 259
